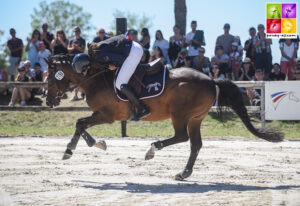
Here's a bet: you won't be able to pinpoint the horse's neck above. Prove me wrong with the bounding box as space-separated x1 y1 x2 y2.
83 71 115 94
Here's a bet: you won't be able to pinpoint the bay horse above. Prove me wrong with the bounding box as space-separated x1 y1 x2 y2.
46 53 283 181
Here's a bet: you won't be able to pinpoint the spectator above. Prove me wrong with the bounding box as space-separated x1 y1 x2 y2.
211 46 230 77
193 47 210 73
152 30 171 65
244 27 256 64
33 62 43 82
230 42 241 80
93 28 108 43
269 63 285 81
238 57 255 81
209 64 225 79
149 46 165 65
128 29 138 41
41 23 54 51
169 25 185 65
92 28 108 43
37 41 51 81
32 62 43 95
247 68 270 106
295 57 300 80
173 48 190 68
69 26 86 101
280 39 298 80
50 29 69 55
0 69 8 95
25 29 41 67
185 21 205 65
7 28 23 82
68 26 86 54
253 24 272 77
23 60 36 79
215 23 234 56
8 66 32 106
107 31 114 38
139 28 150 64
233 36 243 62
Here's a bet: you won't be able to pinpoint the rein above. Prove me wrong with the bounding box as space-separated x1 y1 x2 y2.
68 68 108 91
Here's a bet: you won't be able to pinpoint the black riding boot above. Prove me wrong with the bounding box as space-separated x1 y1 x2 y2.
120 84 150 119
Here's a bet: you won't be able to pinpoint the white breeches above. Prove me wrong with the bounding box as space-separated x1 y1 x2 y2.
115 41 143 90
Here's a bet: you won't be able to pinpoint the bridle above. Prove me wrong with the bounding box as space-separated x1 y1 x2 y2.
47 58 109 103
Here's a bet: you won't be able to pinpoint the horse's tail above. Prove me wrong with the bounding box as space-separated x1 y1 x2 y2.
214 78 283 142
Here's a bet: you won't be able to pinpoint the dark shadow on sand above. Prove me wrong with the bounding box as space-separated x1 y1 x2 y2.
73 180 300 194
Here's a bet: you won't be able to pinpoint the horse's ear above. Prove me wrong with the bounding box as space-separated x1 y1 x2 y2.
87 42 91 49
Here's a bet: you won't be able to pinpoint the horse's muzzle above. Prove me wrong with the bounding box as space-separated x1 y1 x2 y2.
46 95 61 108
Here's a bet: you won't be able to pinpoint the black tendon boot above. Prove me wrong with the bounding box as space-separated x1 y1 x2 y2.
120 84 150 120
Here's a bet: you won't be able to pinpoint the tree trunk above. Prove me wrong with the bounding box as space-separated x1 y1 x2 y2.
174 0 187 35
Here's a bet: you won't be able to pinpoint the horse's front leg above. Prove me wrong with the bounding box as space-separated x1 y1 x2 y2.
62 111 112 160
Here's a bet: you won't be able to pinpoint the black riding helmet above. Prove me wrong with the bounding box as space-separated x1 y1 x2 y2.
72 53 90 76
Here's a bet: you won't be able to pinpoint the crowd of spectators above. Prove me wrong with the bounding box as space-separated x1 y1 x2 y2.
1 20 300 106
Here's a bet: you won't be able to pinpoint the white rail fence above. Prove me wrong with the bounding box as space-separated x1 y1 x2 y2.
0 81 266 129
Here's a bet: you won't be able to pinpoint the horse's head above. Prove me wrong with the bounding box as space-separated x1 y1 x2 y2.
46 55 73 107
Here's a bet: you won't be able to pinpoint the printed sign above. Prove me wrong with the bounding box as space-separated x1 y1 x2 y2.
265 81 300 120
266 3 297 38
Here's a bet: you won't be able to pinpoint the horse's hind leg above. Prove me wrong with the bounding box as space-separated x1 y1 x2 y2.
175 118 203 180
145 117 188 160
63 111 111 160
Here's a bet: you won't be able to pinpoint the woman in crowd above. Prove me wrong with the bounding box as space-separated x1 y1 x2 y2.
152 30 171 65
238 57 255 81
209 64 225 79
50 29 69 55
280 39 298 80
139 28 150 63
173 48 190 68
25 29 41 67
149 46 165 65
8 66 32 106
168 25 185 65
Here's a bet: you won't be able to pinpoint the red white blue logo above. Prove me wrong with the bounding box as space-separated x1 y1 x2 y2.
271 91 299 110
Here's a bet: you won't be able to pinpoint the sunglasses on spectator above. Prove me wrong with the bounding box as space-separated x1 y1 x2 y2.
57 32 63 34
75 30 80 33
99 31 105 34
199 50 205 53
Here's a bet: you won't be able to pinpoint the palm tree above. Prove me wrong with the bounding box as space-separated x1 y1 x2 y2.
174 0 187 35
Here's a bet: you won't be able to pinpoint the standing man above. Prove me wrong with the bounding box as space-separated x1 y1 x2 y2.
253 24 272 77
41 23 54 52
68 26 86 101
215 23 234 56
68 26 86 54
7 28 23 82
244 27 256 65
185 20 205 65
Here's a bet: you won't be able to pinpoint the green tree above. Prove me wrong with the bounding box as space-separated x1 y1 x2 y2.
0 30 9 73
30 0 94 39
111 10 153 34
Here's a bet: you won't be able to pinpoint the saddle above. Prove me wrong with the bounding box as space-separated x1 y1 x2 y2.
128 58 163 95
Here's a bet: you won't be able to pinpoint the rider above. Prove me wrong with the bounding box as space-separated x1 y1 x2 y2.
72 34 150 120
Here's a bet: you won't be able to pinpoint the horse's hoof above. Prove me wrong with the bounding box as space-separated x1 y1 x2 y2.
174 169 193 181
145 144 157 160
62 149 72 160
94 140 107 151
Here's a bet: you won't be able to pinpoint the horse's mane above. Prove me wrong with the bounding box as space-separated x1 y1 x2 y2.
49 54 76 65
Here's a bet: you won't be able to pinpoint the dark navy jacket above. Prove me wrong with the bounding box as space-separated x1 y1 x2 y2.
95 34 132 67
